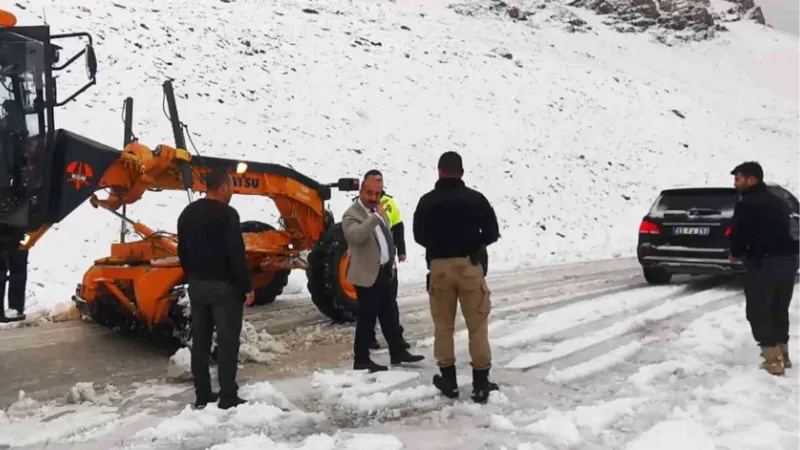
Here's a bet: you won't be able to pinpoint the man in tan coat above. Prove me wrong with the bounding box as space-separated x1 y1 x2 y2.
342 176 424 372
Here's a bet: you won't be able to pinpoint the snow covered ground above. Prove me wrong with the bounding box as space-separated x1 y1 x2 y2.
1 283 797 449
1 0 798 447
5 0 798 316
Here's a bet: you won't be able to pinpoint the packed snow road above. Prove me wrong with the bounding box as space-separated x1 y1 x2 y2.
0 257 796 449
0 257 644 408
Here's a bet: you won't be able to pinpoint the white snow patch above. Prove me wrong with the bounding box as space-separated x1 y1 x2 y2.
167 347 193 380
628 419 716 450
0 396 121 447
524 410 583 446
207 431 404 450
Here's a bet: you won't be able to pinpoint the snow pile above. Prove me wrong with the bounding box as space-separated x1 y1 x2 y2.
0 304 74 331
65 382 122 405
310 369 444 422
0 389 122 447
502 397 648 445
126 381 324 449
239 320 289 364
625 298 800 449
167 347 193 381
170 317 288 378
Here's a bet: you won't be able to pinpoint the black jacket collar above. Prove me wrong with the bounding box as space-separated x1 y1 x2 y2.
435 178 465 189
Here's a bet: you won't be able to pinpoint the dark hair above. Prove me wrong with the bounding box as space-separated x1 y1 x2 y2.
730 161 763 181
364 169 383 181
205 168 231 191
438 151 463 175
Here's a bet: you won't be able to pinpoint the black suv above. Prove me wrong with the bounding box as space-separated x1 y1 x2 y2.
637 184 800 284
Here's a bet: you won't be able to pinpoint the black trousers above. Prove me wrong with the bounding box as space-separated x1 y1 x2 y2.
355 263 403 360
0 248 28 314
744 254 798 347
372 270 403 341
187 279 244 401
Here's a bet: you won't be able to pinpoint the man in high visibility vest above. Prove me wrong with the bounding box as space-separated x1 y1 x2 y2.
362 170 410 350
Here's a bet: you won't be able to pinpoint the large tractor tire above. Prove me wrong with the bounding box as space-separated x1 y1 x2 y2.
240 220 290 306
306 222 359 323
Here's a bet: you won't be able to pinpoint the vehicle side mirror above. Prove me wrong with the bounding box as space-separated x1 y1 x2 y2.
50 32 98 107
337 178 360 192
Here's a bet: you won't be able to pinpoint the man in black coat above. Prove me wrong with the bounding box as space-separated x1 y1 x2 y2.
178 169 255 409
729 161 799 376
413 151 501 403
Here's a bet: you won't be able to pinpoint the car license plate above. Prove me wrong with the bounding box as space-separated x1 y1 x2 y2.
673 226 710 236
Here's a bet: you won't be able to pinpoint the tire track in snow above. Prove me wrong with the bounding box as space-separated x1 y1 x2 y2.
506 286 741 370
398 269 645 350
492 284 690 350
252 258 640 333
538 284 745 383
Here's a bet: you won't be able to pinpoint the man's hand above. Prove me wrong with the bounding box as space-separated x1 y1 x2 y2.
376 201 386 217
244 290 255 307
398 254 406 262
729 256 741 264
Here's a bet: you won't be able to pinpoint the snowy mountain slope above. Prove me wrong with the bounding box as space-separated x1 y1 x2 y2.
8 0 799 313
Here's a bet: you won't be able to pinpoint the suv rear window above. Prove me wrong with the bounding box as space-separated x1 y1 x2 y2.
649 189 738 217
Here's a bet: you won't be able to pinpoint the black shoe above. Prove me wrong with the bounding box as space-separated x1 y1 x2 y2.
471 368 499 404
370 338 381 350
194 391 219 409
354 358 388 373
218 395 247 410
390 349 425 365
433 365 459 399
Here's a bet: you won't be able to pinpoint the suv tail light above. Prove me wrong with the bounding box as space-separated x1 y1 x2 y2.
639 220 660 234
724 226 733 236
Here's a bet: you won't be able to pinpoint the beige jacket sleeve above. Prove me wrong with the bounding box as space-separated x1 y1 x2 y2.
342 210 381 245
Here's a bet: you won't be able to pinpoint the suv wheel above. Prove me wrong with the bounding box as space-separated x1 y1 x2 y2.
643 267 672 285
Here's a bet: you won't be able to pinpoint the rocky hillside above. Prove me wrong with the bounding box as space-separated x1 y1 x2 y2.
452 0 768 43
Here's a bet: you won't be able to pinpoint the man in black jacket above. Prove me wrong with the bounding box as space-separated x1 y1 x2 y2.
178 169 255 409
413 151 500 403
729 161 799 376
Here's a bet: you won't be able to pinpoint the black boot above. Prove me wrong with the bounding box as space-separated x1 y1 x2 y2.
471 368 499 404
354 357 388 373
433 365 459 399
218 395 247 410
194 391 219 409
390 348 425 365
